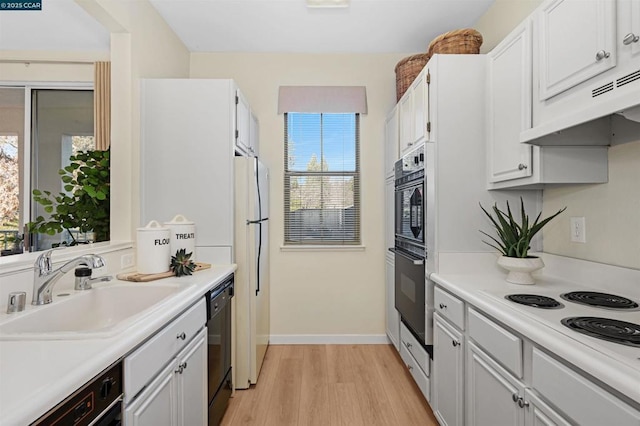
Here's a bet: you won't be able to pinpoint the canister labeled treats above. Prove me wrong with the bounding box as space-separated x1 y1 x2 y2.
137 220 171 274
164 214 196 260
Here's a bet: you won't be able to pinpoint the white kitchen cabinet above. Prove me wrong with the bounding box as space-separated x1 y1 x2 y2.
487 19 533 183
235 89 251 156
398 87 414 154
384 106 399 178
486 17 609 189
537 0 616 100
630 0 640 57
385 256 399 350
249 110 259 157
432 312 464 426
523 389 573 426
466 341 525 426
125 328 207 426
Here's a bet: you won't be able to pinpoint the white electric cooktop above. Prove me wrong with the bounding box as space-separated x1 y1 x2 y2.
481 280 640 373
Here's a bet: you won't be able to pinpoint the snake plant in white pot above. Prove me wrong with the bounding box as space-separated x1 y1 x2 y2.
480 198 566 285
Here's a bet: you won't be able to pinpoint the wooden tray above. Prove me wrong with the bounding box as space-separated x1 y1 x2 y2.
117 262 211 282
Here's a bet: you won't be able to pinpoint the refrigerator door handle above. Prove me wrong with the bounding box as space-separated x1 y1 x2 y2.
246 218 269 225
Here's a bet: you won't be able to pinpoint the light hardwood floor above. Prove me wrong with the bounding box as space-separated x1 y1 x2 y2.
221 344 439 426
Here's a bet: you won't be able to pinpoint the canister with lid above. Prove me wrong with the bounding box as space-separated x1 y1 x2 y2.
164 214 196 260
136 220 171 274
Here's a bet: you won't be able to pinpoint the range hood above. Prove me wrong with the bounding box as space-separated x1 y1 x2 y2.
521 69 640 147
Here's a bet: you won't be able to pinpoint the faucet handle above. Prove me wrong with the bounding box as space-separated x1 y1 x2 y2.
35 248 58 274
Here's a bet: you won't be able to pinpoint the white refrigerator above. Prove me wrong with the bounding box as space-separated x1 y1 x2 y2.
234 156 270 388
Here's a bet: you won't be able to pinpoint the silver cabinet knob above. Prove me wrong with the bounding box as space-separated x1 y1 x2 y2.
176 332 186 340
518 163 528 171
404 341 413 349
517 398 530 408
595 50 611 61
439 303 447 309
452 340 460 347
512 393 519 403
623 33 639 45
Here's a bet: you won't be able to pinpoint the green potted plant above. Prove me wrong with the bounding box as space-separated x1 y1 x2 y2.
480 198 565 284
29 149 110 246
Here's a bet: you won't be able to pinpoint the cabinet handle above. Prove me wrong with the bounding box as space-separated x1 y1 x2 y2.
439 303 447 309
452 340 460 347
517 163 528 171
517 398 530 408
623 33 639 45
407 365 413 371
595 50 611 61
512 393 519 403
174 362 188 374
176 332 186 340
404 341 412 349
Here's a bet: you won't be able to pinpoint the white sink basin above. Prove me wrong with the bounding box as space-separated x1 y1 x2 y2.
0 283 188 340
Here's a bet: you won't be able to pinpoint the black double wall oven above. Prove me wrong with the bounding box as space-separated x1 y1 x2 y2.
393 145 431 356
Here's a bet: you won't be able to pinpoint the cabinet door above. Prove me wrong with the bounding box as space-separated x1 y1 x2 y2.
487 19 533 183
384 107 399 178
432 313 464 426
524 389 572 426
466 341 524 426
384 177 394 253
412 72 429 145
249 111 259 156
176 329 207 426
385 256 399 350
236 89 251 155
125 362 178 426
538 0 616 100
399 89 414 154
630 0 640 57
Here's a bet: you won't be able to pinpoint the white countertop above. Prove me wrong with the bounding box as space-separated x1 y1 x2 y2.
431 253 640 407
0 264 236 426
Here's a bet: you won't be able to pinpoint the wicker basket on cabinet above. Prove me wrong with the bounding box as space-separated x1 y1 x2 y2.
394 53 430 101
428 28 483 56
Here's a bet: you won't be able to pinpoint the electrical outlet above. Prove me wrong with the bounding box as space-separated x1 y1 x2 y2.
570 217 586 243
121 253 135 269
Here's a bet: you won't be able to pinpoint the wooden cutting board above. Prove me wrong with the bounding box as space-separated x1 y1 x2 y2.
116 262 211 282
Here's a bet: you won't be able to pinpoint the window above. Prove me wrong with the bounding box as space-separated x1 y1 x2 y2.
0 134 19 251
284 112 360 245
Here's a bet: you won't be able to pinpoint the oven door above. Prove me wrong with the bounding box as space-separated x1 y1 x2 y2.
394 248 426 346
395 179 424 245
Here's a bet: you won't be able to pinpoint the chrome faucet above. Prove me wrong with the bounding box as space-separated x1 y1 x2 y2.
32 249 107 305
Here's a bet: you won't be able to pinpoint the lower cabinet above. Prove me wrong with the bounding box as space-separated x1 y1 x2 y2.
385 256 400 350
125 327 207 426
432 313 464 426
399 322 430 401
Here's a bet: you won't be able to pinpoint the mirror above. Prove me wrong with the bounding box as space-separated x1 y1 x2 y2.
0 0 110 258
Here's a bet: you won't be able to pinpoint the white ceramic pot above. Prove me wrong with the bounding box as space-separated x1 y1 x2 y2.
497 256 545 285
164 214 196 260
136 220 171 274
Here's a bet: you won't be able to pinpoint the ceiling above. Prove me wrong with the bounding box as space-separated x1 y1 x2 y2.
0 0 494 54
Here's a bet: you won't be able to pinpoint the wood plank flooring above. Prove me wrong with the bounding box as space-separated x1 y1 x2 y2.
221 344 439 426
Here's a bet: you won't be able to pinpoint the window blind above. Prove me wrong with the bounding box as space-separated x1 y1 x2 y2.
284 113 360 245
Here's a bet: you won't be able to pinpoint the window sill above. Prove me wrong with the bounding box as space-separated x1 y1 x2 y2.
280 245 366 252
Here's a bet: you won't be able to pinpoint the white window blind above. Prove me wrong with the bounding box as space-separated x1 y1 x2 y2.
284 113 360 245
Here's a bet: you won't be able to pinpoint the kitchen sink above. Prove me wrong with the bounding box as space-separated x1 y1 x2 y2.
0 283 189 340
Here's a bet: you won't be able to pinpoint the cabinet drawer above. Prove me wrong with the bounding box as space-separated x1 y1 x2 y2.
467 308 522 378
434 287 465 330
125 298 206 402
400 322 430 376
400 342 430 402
532 348 640 426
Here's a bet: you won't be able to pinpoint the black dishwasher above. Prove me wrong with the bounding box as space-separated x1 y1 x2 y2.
205 274 234 426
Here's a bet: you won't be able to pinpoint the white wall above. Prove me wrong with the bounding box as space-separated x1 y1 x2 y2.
473 0 542 53
190 52 408 340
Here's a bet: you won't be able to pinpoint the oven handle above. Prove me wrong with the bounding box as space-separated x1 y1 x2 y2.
389 248 424 265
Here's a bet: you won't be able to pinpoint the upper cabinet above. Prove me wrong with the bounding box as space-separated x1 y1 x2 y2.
537 0 617 101
398 71 430 155
235 90 259 157
524 0 640 144
385 106 400 179
487 19 533 184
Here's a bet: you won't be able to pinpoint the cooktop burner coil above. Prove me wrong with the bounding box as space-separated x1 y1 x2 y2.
560 291 639 310
505 294 564 309
561 317 640 348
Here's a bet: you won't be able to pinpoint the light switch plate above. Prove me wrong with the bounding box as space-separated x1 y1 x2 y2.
570 217 586 243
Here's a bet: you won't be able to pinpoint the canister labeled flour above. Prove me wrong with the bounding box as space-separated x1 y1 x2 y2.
136 220 171 274
164 214 196 260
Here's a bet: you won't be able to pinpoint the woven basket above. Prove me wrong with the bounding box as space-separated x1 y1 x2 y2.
394 53 430 101
428 28 483 56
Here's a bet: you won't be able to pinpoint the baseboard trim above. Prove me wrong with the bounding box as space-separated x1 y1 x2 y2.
269 334 390 345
